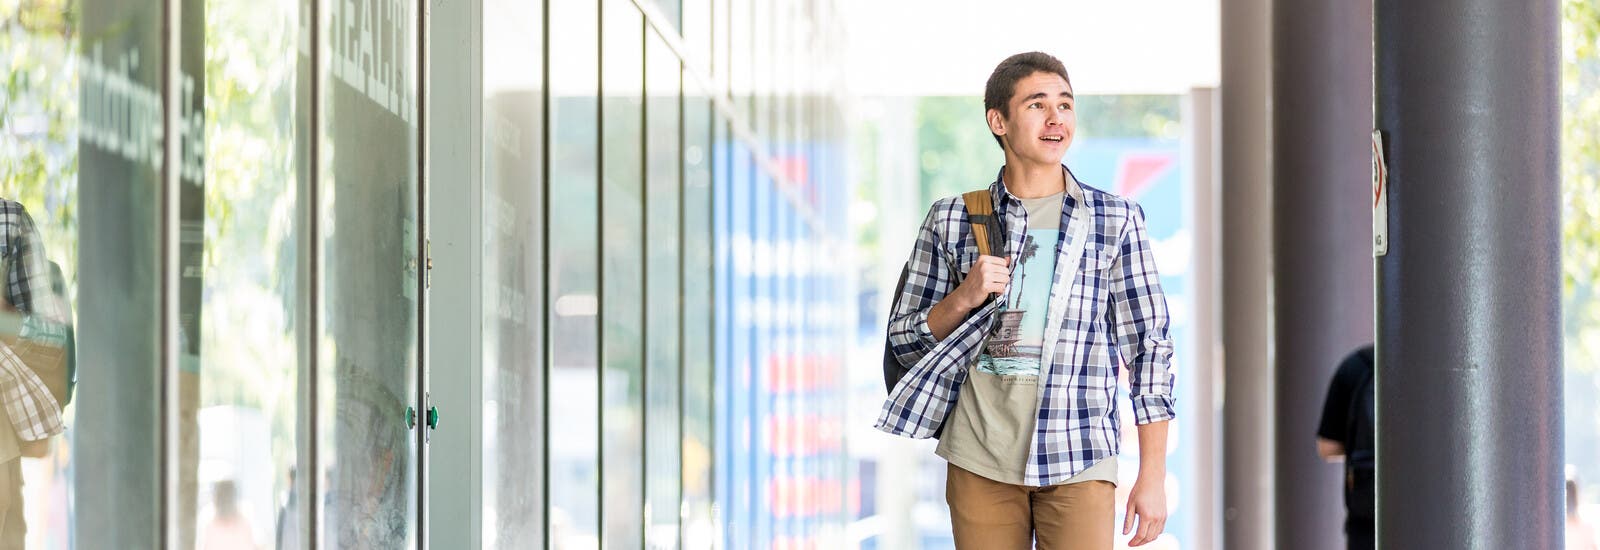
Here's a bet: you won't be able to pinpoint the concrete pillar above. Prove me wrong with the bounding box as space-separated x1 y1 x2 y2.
1219 0 1274 547
1183 87 1222 550
1374 0 1563 546
1271 0 1375 548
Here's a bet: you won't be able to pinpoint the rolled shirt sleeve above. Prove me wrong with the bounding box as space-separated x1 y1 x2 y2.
1109 204 1176 425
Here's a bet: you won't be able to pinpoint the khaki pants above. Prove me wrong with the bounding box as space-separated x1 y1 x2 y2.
0 458 23 550
946 463 1114 550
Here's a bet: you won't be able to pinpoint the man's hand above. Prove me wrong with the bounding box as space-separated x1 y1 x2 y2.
1125 420 1171 546
953 255 1011 310
19 437 48 459
1123 474 1167 546
927 255 1010 341
1316 436 1347 463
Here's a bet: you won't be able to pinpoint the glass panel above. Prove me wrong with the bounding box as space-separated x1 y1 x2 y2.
714 126 754 548
650 0 680 30
710 0 728 91
728 0 749 115
63 0 167 546
680 79 716 550
750 0 765 128
643 30 682 550
548 0 601 545
179 0 304 548
600 0 644 548
482 0 545 546
681 0 710 77
317 0 421 546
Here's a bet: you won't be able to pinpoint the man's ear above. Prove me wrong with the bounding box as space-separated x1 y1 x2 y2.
986 108 1007 137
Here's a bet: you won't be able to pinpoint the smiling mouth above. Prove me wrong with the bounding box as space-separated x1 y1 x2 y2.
1041 136 1064 142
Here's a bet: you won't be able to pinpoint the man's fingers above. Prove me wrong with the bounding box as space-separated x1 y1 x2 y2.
1133 516 1166 546
974 255 1010 268
1136 515 1156 545
1122 502 1136 535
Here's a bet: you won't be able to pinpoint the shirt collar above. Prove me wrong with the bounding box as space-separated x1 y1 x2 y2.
989 165 1084 213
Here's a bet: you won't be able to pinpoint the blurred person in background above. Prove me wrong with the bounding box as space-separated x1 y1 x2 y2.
203 479 257 550
1316 345 1376 550
1570 475 1597 550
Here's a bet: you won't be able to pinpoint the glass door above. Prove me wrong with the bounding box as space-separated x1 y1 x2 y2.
315 0 426 547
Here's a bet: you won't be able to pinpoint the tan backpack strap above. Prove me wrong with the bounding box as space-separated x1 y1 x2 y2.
962 190 995 257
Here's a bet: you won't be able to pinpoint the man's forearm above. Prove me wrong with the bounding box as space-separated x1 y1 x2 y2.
926 293 975 342
1136 420 1170 478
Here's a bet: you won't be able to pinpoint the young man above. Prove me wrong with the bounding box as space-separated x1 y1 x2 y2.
0 198 68 548
876 52 1175 549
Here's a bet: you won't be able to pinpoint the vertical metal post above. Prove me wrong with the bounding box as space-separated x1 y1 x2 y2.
160 0 182 545
300 0 322 545
416 0 432 546
1374 0 1563 546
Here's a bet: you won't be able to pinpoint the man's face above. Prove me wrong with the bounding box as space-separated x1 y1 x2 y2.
988 71 1076 166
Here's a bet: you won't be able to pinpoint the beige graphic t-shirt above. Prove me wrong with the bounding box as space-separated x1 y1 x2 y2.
937 182 1118 486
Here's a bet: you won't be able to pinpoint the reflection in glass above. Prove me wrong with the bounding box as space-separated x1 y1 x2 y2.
681 81 717 550
601 0 645 547
1 3 82 549
73 0 168 546
317 0 421 547
728 0 750 116
185 0 304 549
548 0 602 546
644 30 683 550
482 0 545 547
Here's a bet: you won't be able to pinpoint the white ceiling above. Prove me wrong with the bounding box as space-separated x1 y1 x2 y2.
839 0 1221 96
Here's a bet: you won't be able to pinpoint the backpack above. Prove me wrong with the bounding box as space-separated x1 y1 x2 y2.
1344 347 1376 519
881 189 1007 394
45 261 76 406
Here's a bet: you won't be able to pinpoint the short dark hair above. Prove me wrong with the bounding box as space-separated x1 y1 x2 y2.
1570 478 1581 516
984 52 1072 148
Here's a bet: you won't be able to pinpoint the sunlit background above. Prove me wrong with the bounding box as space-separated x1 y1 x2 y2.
0 0 1597 548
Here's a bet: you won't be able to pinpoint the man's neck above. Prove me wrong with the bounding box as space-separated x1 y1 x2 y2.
1001 159 1066 199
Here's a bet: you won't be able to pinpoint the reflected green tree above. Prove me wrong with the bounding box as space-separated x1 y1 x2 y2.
1563 0 1600 505
1 0 80 286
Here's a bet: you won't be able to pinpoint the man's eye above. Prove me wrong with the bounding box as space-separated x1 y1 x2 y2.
1029 102 1042 109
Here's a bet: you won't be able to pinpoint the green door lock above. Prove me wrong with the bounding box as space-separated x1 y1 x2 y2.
426 406 439 430
405 406 417 429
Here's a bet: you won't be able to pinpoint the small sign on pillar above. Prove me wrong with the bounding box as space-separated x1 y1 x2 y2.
1373 130 1389 257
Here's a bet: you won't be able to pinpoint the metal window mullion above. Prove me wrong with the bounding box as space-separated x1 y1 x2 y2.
539 0 554 547
675 49 688 550
595 1 607 547
159 0 183 545
638 11 650 550
416 0 432 545
301 0 324 548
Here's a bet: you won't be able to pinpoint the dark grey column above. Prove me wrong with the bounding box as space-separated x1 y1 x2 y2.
1374 0 1563 547
1220 0 1274 547
1271 0 1376 548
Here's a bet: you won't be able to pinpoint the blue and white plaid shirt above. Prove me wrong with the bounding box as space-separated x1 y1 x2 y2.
875 169 1176 486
